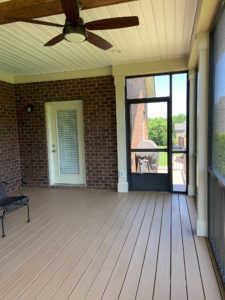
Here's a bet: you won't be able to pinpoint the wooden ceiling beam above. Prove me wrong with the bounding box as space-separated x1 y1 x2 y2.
80 0 137 10
0 0 137 25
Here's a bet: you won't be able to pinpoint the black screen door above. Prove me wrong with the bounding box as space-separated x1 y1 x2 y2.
126 73 188 192
127 99 170 191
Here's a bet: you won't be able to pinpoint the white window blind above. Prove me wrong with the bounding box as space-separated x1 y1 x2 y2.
57 109 80 175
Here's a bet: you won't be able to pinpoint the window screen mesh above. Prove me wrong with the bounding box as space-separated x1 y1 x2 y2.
212 10 225 179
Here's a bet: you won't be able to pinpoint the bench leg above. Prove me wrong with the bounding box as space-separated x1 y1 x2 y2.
1 215 5 238
26 204 30 223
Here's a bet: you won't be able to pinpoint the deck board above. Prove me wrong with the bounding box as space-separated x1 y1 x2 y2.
0 188 221 300
179 195 205 300
118 193 157 300
187 195 222 300
171 194 187 300
153 193 171 300
101 193 149 300
136 193 164 300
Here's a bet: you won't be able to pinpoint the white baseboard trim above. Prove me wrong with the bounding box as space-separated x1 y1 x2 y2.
197 219 208 237
188 184 195 196
117 181 128 193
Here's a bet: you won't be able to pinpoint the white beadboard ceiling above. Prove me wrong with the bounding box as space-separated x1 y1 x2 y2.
0 0 199 77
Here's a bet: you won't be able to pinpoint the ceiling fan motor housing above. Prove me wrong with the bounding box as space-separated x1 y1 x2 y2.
63 18 86 42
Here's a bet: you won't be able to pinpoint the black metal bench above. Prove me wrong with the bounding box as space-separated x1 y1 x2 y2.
0 181 30 237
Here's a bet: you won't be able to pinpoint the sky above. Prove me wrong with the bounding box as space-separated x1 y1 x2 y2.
147 73 187 118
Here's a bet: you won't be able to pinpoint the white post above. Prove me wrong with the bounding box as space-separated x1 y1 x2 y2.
114 75 128 192
196 33 209 236
188 69 196 196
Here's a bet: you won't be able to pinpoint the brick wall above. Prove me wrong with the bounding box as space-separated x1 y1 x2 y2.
0 81 21 191
15 76 118 190
130 103 148 172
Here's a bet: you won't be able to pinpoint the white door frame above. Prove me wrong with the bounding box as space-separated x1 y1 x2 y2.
45 100 86 185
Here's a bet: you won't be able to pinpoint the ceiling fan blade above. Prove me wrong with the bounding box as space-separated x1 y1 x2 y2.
86 31 112 50
80 0 137 10
44 34 65 46
4 16 63 28
60 0 79 24
85 16 139 30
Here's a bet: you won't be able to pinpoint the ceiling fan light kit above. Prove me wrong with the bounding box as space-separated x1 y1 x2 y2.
64 30 86 43
3 0 139 50
63 19 86 43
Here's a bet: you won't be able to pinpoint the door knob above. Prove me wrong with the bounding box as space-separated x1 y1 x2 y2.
52 149 56 153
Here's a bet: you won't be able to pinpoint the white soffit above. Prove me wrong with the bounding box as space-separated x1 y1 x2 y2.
0 0 198 79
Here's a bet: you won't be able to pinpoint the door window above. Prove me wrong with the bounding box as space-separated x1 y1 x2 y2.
129 102 168 175
57 109 80 175
126 75 170 99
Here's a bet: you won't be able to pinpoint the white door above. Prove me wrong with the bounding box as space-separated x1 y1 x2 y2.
46 101 86 185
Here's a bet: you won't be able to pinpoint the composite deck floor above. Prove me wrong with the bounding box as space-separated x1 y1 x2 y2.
0 187 222 300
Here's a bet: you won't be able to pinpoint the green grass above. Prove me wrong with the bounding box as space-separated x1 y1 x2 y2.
213 133 225 178
159 152 168 167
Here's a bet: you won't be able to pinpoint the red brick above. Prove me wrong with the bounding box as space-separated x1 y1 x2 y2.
0 81 21 191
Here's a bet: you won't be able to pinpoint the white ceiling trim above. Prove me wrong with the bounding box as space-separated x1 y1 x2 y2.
0 71 14 84
0 58 188 84
12 66 112 84
15 58 188 84
112 57 188 76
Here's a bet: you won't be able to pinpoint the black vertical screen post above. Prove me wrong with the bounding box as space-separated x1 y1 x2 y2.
168 74 173 191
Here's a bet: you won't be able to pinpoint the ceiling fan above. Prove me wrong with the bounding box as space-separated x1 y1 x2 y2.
5 0 139 50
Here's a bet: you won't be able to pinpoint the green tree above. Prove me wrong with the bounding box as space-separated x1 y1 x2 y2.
147 114 186 147
172 113 186 125
148 117 167 146
213 133 225 178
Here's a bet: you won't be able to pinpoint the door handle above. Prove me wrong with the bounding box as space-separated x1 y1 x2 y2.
52 149 56 153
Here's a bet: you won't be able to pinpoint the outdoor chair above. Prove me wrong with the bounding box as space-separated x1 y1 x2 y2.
0 181 30 237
